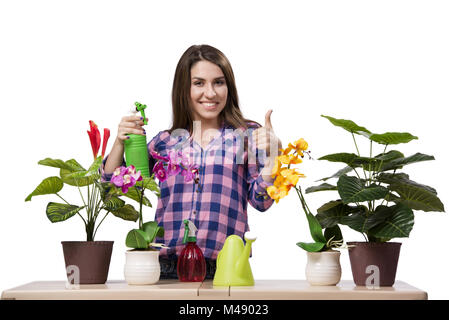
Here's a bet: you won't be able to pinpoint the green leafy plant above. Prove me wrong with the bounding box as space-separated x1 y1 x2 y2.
306 115 445 242
25 121 144 241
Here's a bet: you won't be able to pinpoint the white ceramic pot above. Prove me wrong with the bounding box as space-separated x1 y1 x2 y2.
124 250 160 285
305 250 342 286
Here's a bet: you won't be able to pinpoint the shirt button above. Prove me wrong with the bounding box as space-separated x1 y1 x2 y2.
193 210 197 215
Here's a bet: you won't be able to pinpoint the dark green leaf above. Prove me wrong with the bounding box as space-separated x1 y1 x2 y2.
369 204 415 238
340 205 394 233
25 176 63 201
324 225 343 243
374 150 404 162
46 202 85 223
369 132 418 145
337 175 389 204
321 115 371 135
125 229 149 249
318 153 359 166
316 200 363 228
110 204 139 221
305 183 337 194
102 197 125 211
388 180 444 212
380 153 435 171
296 242 326 252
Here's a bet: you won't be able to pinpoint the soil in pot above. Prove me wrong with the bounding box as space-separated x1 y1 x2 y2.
347 241 401 287
61 241 114 285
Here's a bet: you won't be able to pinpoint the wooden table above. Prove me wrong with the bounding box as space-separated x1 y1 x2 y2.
1 279 427 300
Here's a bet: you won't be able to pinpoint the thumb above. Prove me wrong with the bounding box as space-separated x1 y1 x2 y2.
264 109 273 130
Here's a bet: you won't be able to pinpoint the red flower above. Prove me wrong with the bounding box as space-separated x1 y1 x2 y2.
102 128 110 158
87 121 110 159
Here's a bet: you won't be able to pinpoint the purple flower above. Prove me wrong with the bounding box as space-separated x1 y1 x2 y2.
153 161 168 182
111 165 143 193
150 151 169 162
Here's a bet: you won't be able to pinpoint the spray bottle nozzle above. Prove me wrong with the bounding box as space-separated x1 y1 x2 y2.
183 219 198 244
134 102 148 125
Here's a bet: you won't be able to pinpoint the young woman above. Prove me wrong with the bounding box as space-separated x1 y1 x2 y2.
102 44 282 279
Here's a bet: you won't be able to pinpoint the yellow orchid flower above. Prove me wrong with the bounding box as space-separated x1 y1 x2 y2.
267 185 290 203
280 168 305 186
279 154 302 165
289 138 308 157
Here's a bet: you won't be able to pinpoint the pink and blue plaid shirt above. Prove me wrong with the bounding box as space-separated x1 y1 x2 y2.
102 121 274 260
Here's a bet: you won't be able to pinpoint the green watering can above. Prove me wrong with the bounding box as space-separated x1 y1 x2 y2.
213 232 257 287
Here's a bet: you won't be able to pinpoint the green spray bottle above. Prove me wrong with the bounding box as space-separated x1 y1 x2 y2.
123 102 150 177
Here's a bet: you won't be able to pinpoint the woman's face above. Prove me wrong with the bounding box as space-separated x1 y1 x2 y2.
189 60 228 124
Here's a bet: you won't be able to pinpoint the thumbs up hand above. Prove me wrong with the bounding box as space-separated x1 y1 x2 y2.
254 109 283 182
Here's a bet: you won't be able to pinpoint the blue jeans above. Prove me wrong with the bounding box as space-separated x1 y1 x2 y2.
159 257 216 280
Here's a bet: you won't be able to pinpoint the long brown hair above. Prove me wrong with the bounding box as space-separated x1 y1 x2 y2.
168 44 260 134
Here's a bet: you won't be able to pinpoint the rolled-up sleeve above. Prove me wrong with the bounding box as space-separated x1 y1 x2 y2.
246 126 274 212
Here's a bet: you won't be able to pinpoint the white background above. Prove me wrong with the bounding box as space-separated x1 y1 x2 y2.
1 0 448 299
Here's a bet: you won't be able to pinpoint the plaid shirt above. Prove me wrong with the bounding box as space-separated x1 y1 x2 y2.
101 121 274 260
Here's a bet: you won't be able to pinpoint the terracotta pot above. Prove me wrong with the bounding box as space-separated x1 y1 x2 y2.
305 250 342 286
347 241 401 287
61 241 113 285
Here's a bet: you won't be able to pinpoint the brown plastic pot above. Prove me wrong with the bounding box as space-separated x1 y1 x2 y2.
61 241 113 284
347 242 401 287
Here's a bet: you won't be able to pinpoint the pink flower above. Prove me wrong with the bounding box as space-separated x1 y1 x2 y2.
111 165 143 193
153 161 168 182
150 151 169 162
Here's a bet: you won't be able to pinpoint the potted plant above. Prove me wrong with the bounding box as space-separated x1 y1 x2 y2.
266 138 345 286
306 115 445 286
112 150 199 285
25 121 140 284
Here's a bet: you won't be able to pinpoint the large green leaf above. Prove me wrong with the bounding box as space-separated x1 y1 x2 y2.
337 175 389 204
110 204 139 221
369 132 418 145
142 221 164 243
102 197 125 211
25 176 64 201
296 242 326 252
318 153 359 166
38 158 75 171
339 205 393 233
369 204 415 238
316 200 364 228
321 115 371 135
125 229 149 249
374 150 404 162
305 183 337 194
389 180 444 212
380 153 435 171
59 159 94 187
46 202 85 223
